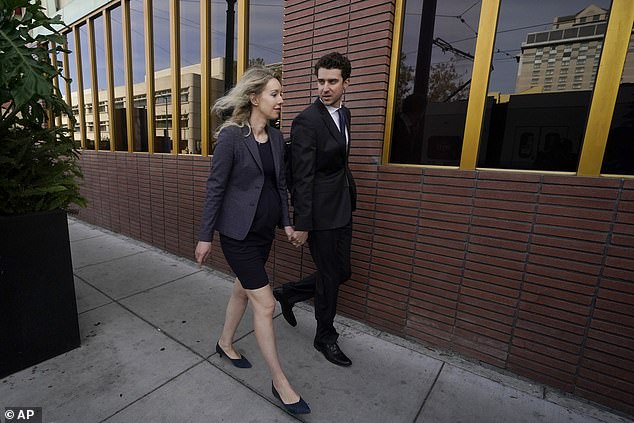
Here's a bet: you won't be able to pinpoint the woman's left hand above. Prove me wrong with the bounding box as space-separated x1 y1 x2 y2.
284 226 294 242
195 241 212 266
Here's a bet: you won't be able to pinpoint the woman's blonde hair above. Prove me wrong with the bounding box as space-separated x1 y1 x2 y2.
212 66 277 137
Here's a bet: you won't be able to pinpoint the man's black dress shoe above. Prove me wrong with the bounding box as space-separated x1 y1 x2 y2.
314 342 352 367
273 288 297 327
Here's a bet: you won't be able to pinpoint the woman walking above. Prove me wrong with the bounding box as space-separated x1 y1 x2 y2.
195 66 310 415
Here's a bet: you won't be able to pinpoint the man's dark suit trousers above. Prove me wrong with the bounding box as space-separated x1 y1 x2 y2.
280 221 352 345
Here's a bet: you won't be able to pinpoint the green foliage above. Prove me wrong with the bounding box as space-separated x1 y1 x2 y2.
428 59 468 103
0 0 86 215
397 53 414 110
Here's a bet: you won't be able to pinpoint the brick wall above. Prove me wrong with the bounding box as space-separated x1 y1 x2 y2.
74 0 634 415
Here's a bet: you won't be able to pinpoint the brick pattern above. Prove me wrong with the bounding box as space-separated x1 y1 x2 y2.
77 151 634 414
576 179 634 411
74 0 634 416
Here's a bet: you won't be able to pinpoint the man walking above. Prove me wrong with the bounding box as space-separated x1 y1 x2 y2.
274 52 356 367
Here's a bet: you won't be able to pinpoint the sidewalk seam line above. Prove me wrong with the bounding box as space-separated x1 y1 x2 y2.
413 362 445 422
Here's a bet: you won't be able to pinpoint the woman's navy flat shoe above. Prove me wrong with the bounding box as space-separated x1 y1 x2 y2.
215 342 252 368
271 382 311 414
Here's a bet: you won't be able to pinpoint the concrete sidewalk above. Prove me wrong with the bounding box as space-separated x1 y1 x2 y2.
1 218 632 423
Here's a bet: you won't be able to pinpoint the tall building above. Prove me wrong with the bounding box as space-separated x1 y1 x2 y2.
516 4 634 93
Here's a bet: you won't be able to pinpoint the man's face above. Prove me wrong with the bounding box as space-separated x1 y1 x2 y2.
316 68 349 107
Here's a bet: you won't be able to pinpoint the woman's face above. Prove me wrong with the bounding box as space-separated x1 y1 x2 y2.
253 78 283 120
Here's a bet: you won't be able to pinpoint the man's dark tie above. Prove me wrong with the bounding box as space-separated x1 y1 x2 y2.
337 108 347 141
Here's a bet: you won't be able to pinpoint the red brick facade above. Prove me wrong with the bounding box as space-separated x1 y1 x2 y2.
76 0 634 415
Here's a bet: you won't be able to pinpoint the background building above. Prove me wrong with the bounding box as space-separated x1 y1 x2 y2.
516 4 634 93
71 61 226 154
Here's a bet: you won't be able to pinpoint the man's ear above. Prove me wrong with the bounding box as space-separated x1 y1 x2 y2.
343 78 350 91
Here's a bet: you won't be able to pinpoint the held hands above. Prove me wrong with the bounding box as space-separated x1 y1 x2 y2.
284 226 308 248
291 230 308 248
195 241 212 266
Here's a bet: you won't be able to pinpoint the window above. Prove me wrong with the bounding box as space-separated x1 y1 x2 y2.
476 0 611 171
388 0 481 165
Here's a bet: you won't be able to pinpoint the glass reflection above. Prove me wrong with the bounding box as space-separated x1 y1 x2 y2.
248 0 282 129
248 0 282 71
79 24 93 148
153 0 172 153
55 38 67 129
110 5 128 151
130 0 148 152
93 15 110 150
602 25 634 175
66 30 80 143
390 0 481 165
478 1 611 171
180 0 201 154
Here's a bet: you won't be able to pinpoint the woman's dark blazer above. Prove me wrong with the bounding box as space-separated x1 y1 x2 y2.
198 124 291 242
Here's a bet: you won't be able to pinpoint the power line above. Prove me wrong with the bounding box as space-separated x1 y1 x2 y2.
459 0 481 17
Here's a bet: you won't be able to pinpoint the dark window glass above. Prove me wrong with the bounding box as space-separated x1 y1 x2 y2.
602 27 634 175
389 0 481 165
564 28 578 39
477 0 610 172
579 25 595 37
549 30 563 41
535 32 549 42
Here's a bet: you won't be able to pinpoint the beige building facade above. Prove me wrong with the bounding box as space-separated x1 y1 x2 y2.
516 4 634 93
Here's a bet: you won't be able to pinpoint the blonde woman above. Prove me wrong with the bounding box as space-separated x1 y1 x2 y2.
195 67 310 414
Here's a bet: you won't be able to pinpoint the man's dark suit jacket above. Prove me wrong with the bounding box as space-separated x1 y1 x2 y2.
198 125 291 242
290 99 357 231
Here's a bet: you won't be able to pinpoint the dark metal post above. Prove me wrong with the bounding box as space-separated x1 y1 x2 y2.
413 0 437 97
224 0 236 93
411 0 437 163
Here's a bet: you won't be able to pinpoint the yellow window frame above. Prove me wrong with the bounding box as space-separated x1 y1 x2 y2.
383 0 634 177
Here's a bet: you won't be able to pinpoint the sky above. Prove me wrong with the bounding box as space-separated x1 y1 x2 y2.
401 0 612 93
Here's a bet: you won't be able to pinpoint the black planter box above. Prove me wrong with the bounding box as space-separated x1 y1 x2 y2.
0 209 81 378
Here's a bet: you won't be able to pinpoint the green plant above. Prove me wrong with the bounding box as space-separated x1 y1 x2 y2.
0 0 85 215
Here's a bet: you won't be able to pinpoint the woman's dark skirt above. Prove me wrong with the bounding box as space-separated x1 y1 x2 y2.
220 234 273 290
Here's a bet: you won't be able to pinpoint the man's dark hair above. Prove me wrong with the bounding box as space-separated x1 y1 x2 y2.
314 52 351 81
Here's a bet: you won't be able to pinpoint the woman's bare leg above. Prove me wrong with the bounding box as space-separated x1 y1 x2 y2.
218 278 248 359
246 284 301 404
